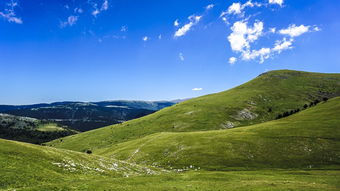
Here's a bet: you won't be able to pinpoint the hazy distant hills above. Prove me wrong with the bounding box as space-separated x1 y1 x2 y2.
0 100 179 132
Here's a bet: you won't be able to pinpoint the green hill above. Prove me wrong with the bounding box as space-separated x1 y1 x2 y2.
99 97 340 170
2 70 340 190
1 138 340 190
0 138 159 190
48 70 340 153
0 114 77 144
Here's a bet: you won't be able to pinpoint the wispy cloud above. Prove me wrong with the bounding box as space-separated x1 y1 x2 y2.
60 15 78 28
74 7 83 14
0 0 22 24
192 88 203 91
229 57 237 65
269 0 284 6
272 38 293 53
205 4 215 10
91 0 109 17
279 24 311 37
120 25 128 32
142 36 149 41
179 53 184 61
174 19 179 27
220 1 262 18
174 15 202 38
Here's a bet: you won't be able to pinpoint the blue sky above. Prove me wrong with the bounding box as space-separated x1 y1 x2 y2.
0 0 339 105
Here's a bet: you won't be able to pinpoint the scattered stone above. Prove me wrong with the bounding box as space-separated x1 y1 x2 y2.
221 121 235 129
233 108 258 120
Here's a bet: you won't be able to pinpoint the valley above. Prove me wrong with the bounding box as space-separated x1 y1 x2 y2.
1 70 340 190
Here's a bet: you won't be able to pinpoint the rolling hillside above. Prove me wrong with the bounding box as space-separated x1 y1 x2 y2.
1 134 340 190
99 97 340 170
1 70 340 190
0 138 159 190
48 70 340 152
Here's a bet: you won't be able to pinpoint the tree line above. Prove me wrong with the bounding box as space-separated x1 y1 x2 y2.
275 97 329 120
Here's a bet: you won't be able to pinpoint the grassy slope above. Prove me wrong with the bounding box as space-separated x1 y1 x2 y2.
1 139 339 190
37 123 73 132
5 170 340 191
99 97 340 170
48 70 340 152
0 139 159 190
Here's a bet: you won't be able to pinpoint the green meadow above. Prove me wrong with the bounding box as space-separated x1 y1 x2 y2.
1 70 340 190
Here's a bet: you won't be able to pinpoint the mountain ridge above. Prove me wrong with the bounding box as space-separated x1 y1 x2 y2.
48 70 340 153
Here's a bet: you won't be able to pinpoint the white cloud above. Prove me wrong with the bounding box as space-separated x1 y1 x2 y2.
206 4 215 10
242 48 271 63
221 0 320 64
74 7 83 14
101 0 109 11
91 0 109 17
174 19 179 27
229 57 237 65
228 21 263 52
143 36 149 41
269 27 276 33
313 26 321 32
60 15 78 28
269 0 283 6
0 0 22 24
240 38 293 63
272 38 293 53
92 9 100 16
158 34 162 39
220 1 262 17
121 25 128 32
192 88 203 91
279 24 310 37
227 3 242 15
227 21 301 63
221 17 229 24
174 15 202 37
179 53 184 61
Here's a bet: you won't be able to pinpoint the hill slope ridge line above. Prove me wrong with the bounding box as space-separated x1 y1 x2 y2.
47 70 340 153
100 97 340 170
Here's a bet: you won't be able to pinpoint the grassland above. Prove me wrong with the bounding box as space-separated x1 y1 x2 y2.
97 97 340 171
37 123 71 132
1 138 339 190
48 70 340 153
1 70 340 190
0 138 160 190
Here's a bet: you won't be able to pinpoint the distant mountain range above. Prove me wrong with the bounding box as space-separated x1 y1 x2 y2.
0 100 181 132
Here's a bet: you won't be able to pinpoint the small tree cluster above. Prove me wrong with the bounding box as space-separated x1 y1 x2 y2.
276 97 329 120
276 108 300 119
